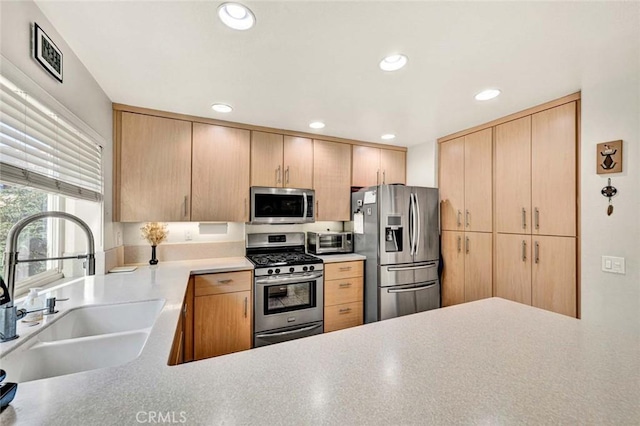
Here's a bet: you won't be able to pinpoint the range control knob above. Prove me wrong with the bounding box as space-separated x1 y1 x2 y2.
275 268 281 274
309 265 315 271
268 269 273 275
303 266 308 271
289 267 295 273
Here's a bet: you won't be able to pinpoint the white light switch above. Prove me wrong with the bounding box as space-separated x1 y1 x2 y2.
602 256 625 274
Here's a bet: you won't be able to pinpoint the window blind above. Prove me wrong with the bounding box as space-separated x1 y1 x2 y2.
0 74 103 202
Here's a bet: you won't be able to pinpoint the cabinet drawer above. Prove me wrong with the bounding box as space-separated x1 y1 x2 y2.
324 302 363 333
324 261 363 281
325 277 363 306
194 271 252 297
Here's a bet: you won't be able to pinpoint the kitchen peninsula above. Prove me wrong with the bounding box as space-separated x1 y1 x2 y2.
1 260 638 425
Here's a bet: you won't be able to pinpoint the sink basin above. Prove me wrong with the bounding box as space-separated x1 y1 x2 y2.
1 299 165 383
37 299 165 342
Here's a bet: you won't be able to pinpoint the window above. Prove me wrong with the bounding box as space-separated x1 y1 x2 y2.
0 60 104 297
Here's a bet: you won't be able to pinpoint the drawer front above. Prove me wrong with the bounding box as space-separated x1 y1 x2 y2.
325 277 363 306
325 261 363 281
324 301 363 333
194 271 252 296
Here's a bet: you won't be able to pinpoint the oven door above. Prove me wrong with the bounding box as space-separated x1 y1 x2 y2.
251 187 315 224
254 272 323 333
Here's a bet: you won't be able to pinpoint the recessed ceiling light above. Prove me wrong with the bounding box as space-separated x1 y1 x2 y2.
218 3 255 30
381 134 396 140
475 89 501 101
379 54 408 71
309 121 325 129
211 103 233 113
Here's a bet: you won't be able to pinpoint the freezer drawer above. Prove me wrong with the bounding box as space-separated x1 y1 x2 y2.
379 280 440 321
379 262 439 288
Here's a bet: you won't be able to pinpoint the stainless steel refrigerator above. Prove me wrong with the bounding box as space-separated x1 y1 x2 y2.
352 184 440 323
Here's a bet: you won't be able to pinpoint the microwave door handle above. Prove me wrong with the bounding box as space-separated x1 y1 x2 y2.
303 192 308 220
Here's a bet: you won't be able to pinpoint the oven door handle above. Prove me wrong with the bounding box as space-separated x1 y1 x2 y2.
255 272 323 285
255 323 323 339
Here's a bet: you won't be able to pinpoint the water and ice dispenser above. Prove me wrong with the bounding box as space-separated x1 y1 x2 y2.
384 214 403 252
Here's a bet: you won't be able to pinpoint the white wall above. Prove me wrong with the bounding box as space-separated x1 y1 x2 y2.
0 1 120 252
406 39 640 334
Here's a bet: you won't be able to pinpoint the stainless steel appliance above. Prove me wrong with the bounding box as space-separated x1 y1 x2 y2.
352 185 440 323
246 233 324 347
250 187 315 224
306 231 353 255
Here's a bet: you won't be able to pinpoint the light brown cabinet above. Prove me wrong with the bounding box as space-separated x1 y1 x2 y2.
192 123 251 222
168 277 194 365
352 146 406 187
440 129 492 232
324 261 364 333
495 234 532 305
313 140 352 221
193 271 252 360
117 112 192 222
251 132 313 188
442 231 492 306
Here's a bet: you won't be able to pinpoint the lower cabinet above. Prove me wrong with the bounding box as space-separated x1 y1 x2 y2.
496 234 576 317
193 270 252 361
442 231 492 306
324 261 364 333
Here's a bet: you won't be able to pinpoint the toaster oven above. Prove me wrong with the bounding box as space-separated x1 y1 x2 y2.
307 231 353 255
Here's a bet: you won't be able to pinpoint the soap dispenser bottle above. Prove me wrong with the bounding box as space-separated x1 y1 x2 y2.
22 288 44 323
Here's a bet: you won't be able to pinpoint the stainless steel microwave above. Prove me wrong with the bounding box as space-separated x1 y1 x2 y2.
307 231 353 254
250 187 315 224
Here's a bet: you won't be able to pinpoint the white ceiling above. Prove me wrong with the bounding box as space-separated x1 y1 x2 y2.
35 1 639 147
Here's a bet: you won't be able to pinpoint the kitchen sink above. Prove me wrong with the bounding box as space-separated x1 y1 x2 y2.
0 299 165 383
36 299 165 342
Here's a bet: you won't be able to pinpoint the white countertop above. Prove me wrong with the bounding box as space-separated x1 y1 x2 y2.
1 259 638 425
315 253 366 263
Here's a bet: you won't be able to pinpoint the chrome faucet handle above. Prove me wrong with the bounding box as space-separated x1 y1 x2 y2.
44 297 68 315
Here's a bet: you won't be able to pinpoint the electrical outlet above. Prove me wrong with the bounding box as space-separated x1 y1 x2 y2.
184 230 192 241
116 231 122 246
602 256 625 274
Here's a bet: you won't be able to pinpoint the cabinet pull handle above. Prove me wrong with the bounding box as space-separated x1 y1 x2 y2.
457 236 461 252
534 208 540 230
339 308 352 314
339 282 352 288
244 198 247 218
465 210 470 228
465 237 470 254
377 170 380 184
457 210 462 227
522 208 526 229
316 201 319 218
535 242 540 264
285 166 290 185
244 297 248 318
383 170 386 184
276 166 282 184
184 195 188 217
217 279 233 284
339 266 352 271
182 303 187 318
522 240 527 262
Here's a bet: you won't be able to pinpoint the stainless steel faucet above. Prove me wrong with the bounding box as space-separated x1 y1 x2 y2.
0 211 95 342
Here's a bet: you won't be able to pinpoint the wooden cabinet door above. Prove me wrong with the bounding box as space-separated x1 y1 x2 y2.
251 131 284 187
283 136 313 188
313 140 352 221
439 137 465 231
441 231 465 306
532 102 577 237
495 234 532 305
532 236 576 317
352 145 380 187
192 123 250 222
194 290 251 360
464 129 492 232
120 112 192 222
464 232 492 302
380 149 406 185
495 117 532 234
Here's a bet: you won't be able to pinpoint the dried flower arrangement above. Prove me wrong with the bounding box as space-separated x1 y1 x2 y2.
140 222 169 246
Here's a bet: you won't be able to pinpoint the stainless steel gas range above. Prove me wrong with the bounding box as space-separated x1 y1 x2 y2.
246 233 324 347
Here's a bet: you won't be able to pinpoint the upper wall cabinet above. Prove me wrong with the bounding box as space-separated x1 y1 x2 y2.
251 132 313 189
352 146 406 187
440 128 492 232
117 112 192 222
313 140 351 221
192 123 251 222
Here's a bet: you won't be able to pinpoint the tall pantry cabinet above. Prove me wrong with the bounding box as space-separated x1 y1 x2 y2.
440 95 579 318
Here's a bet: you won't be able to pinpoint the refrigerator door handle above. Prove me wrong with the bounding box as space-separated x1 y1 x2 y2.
409 193 415 256
387 262 437 272
415 193 421 256
387 281 438 294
